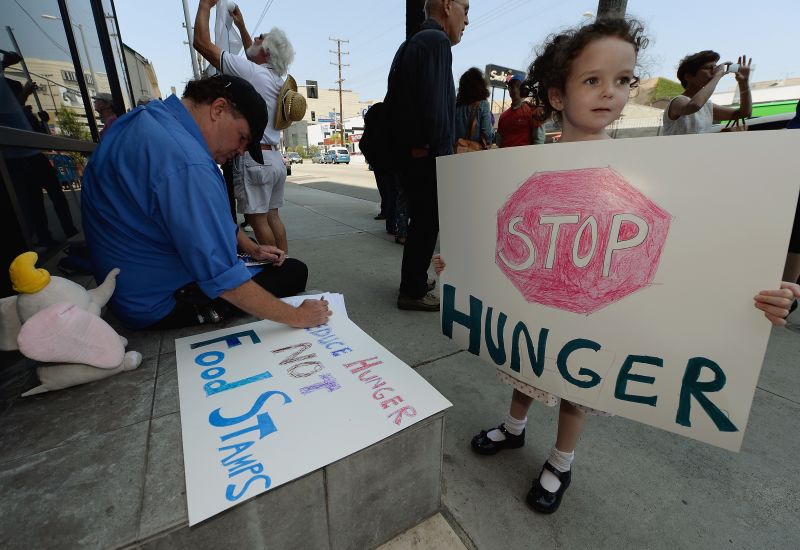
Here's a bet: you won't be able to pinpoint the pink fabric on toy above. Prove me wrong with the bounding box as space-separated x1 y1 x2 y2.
17 302 124 369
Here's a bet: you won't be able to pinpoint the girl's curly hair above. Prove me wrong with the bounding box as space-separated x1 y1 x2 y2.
524 18 648 123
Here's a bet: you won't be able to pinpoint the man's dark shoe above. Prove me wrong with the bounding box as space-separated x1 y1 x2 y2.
397 292 440 311
471 424 525 455
526 461 571 514
374 213 387 220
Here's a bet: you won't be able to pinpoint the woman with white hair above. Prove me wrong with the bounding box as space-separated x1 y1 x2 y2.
194 0 306 254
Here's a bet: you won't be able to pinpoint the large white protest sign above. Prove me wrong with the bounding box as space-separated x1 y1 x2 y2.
175 296 451 525
437 131 800 452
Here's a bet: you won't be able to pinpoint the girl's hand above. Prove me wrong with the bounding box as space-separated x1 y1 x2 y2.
432 254 446 276
754 282 800 326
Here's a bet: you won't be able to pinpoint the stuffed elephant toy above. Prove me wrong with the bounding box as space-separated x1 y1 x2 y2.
1 252 142 396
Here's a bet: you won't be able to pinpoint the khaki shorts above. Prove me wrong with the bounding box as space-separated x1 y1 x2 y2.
232 149 286 214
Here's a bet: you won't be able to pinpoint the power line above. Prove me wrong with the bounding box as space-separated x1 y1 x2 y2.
252 0 276 35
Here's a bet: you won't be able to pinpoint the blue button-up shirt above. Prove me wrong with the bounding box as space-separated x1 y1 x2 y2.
81 95 251 329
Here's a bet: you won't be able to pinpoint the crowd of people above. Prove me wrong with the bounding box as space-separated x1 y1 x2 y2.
6 0 796 517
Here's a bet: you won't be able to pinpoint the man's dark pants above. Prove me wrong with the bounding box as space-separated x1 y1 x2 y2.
146 259 308 330
399 156 438 298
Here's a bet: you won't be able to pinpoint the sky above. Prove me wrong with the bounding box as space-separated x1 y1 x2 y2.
6 0 800 104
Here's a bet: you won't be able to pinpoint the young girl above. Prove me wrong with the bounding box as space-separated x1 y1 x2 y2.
433 17 800 515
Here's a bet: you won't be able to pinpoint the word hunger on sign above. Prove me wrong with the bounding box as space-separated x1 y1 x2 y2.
436 132 800 452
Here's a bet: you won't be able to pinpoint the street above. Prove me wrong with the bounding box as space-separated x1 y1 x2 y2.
288 159 378 192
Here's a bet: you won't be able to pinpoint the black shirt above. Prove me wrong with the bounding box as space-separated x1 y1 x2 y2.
386 19 455 158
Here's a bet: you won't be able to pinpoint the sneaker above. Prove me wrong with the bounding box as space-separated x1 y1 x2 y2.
397 292 440 311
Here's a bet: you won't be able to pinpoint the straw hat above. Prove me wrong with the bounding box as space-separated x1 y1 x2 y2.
274 75 307 130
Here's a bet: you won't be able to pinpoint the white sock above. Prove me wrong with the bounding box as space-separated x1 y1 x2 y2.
486 414 527 442
539 447 574 493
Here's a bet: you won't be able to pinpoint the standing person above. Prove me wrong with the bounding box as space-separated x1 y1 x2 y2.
390 0 469 312
454 67 492 151
4 71 78 243
783 100 800 287
434 18 800 516
81 75 329 330
93 92 119 139
194 0 305 254
496 73 545 147
662 50 752 135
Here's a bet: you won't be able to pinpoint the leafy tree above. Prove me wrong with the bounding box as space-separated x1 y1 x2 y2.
294 144 306 157
56 106 90 141
307 145 320 158
651 78 683 103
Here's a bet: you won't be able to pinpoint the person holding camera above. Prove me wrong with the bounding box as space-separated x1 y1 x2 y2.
662 50 752 135
496 73 545 147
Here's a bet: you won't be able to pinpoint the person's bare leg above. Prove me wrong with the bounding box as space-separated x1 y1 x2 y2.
783 252 800 283
267 209 288 253
510 388 533 419
246 212 276 247
554 400 587 453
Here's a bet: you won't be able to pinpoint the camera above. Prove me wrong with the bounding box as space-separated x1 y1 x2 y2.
725 63 740 74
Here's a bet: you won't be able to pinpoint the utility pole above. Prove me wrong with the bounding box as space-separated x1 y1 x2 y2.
329 37 350 147
596 0 627 19
181 0 200 79
405 0 425 39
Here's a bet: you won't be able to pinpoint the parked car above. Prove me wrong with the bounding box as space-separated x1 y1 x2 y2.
282 153 292 176
311 151 325 164
287 152 303 164
323 150 336 164
328 146 351 164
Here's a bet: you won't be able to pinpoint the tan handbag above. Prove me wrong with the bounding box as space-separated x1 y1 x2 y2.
456 102 487 153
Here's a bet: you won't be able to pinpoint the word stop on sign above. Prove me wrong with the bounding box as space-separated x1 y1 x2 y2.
496 167 671 314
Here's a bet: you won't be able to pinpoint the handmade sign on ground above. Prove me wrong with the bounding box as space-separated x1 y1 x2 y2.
437 131 800 452
175 294 451 525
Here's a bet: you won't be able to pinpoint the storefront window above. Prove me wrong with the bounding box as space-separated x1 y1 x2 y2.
2 0 104 138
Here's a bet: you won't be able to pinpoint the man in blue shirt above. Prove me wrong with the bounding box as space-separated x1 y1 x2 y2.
81 75 330 330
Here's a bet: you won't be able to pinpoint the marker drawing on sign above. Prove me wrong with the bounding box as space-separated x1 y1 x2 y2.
495 167 671 314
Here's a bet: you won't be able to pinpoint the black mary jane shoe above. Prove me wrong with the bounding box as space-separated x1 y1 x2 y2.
526 461 571 514
470 424 525 455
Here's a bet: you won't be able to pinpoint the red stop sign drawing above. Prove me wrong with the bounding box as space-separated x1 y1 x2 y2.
496 167 671 315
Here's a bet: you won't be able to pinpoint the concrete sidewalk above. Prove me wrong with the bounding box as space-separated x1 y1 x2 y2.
1 178 798 549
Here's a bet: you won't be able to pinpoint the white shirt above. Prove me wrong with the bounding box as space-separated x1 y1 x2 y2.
220 51 284 146
662 97 714 136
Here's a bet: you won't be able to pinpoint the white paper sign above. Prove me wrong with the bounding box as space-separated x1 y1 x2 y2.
437 131 800 452
175 298 452 525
